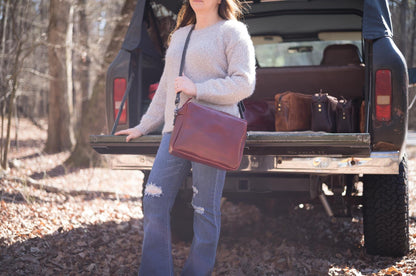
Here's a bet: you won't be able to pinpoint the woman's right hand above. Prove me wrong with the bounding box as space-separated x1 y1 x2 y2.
114 128 143 142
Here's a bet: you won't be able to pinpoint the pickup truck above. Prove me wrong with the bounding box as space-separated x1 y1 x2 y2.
90 0 414 257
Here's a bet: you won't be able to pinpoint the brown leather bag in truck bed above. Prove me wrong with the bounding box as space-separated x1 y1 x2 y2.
274 91 312 131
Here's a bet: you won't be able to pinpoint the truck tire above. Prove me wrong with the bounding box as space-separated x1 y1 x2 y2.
363 157 409 257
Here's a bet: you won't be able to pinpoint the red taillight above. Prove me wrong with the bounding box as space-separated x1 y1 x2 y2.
113 78 127 124
148 83 159 100
375 69 392 121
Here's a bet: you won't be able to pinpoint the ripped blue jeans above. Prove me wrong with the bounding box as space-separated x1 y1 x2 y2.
138 133 226 276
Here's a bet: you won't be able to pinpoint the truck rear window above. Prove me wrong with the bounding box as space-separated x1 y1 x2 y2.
253 37 362 67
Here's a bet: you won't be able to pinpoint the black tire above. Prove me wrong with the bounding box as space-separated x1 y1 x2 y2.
363 157 409 257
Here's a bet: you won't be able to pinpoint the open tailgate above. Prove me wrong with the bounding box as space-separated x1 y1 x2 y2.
90 132 371 157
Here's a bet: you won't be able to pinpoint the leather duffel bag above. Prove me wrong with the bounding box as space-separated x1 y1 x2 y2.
274 91 312 131
244 99 276 131
336 98 360 133
311 91 338 132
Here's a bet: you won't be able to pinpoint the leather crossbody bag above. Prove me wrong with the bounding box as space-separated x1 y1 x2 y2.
169 26 247 171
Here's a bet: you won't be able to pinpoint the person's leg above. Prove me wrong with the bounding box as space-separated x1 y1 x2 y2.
139 133 191 276
181 163 226 276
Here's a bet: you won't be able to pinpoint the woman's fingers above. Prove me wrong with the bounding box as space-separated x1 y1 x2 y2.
114 129 128 135
174 76 182 93
126 134 134 142
114 128 142 142
174 75 196 97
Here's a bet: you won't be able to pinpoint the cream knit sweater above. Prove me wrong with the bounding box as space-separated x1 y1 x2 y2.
134 19 256 135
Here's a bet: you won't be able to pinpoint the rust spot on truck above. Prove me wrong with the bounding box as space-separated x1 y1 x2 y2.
373 141 399 151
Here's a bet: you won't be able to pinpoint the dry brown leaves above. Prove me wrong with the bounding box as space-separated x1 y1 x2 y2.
1 118 416 275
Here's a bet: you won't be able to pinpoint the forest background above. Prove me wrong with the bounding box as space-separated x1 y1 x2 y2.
0 0 415 170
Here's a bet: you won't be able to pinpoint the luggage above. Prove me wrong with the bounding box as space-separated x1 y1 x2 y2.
244 99 275 131
336 98 360 133
274 91 312 131
271 90 362 133
311 91 338 132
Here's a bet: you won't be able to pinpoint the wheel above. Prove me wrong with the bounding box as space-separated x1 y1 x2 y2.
363 157 409 257
171 190 194 242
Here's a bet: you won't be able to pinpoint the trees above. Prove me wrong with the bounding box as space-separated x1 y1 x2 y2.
0 0 45 169
64 0 136 167
44 0 74 153
43 0 134 166
1 0 131 169
390 0 416 67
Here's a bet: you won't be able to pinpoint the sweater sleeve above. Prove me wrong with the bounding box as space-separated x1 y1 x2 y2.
134 69 167 135
195 22 256 105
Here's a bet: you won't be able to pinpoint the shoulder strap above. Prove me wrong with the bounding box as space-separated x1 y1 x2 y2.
174 26 194 124
179 26 195 76
175 26 194 107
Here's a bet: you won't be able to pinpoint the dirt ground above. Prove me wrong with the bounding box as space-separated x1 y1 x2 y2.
1 118 416 275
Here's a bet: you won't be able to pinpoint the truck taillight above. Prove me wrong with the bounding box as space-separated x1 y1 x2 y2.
148 82 159 100
375 69 391 121
113 78 127 124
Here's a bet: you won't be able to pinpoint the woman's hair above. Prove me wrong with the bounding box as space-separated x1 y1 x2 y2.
171 0 245 35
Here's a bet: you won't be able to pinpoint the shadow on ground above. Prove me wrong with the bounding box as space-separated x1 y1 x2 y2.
0 200 404 275
0 219 143 276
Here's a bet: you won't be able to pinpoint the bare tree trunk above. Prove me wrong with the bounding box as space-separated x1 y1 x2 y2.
66 4 75 135
2 37 22 169
65 0 136 167
45 0 74 153
399 0 409 63
409 3 416 67
73 0 90 131
0 0 9 164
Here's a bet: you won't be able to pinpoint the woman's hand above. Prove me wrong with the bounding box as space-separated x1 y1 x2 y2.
114 128 143 142
174 74 197 97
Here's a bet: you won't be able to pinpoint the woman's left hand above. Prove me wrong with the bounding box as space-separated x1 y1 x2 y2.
174 75 197 97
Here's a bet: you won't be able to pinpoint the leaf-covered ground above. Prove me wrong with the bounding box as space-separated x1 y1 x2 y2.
1 118 416 275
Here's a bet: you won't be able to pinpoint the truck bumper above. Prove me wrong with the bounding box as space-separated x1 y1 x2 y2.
111 151 400 175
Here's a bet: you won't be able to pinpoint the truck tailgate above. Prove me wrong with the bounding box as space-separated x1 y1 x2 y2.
90 132 371 157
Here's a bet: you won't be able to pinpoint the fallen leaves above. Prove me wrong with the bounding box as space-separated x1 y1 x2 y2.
1 118 416 275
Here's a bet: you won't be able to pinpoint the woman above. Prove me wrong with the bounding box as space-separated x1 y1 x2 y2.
115 0 255 274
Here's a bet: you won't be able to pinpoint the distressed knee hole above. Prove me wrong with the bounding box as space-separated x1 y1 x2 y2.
192 203 205 215
192 186 199 197
144 183 162 197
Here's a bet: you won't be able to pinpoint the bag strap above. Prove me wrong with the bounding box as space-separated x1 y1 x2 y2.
174 26 194 124
173 25 246 123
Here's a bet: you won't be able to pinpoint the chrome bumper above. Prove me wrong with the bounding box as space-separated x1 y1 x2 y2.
112 151 400 175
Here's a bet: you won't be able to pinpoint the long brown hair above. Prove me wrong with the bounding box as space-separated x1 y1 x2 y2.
171 0 245 35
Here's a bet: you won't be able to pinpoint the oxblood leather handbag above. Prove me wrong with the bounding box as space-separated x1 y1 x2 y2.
311 91 338 132
169 26 247 171
274 91 312 131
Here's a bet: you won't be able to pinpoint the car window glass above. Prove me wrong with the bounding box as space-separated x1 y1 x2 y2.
253 38 362 67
